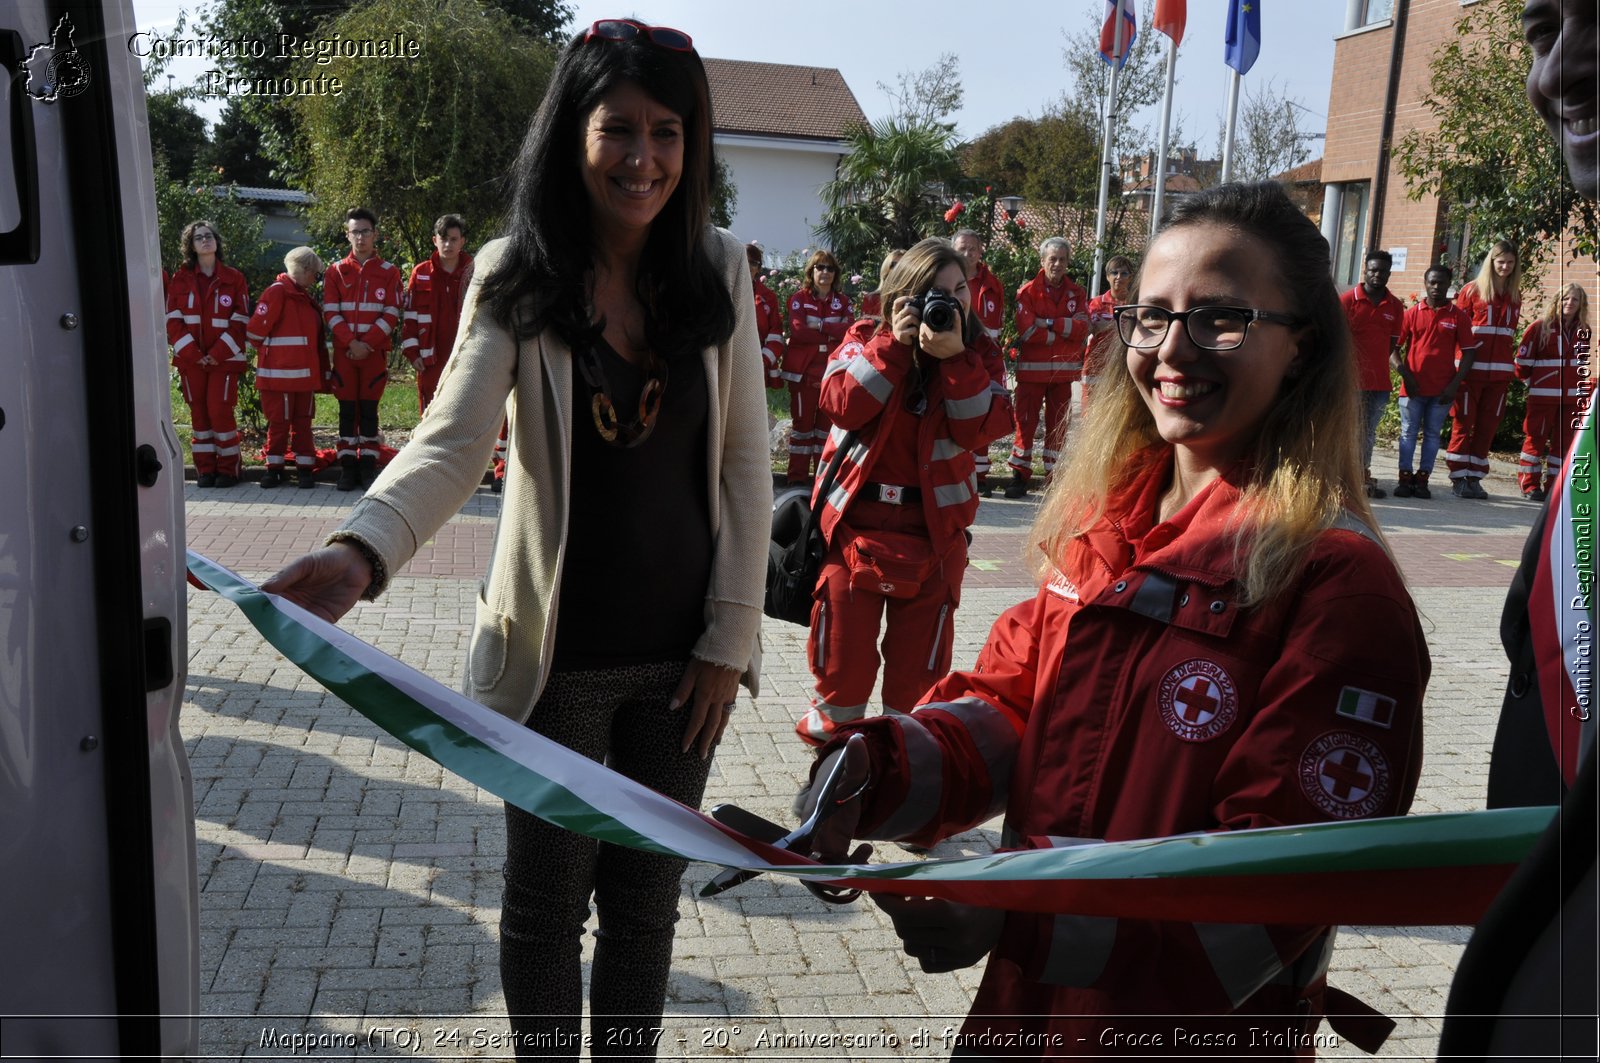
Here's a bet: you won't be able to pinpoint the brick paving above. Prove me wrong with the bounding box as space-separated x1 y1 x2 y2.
180 445 1539 1060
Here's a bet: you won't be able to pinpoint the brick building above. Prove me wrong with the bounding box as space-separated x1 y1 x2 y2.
1321 0 1596 309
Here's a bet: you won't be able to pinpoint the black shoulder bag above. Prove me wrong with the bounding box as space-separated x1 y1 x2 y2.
763 430 856 626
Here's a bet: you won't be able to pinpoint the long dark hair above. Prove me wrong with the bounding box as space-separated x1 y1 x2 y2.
480 27 734 361
179 219 225 270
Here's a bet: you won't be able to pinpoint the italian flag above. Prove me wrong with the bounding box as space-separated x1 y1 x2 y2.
1336 687 1396 728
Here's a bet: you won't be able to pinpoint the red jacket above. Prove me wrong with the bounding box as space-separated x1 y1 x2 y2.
1081 290 1119 382
1454 285 1521 381
166 263 250 371
1014 271 1089 382
247 274 330 393
400 252 473 369
782 287 852 386
970 260 1005 341
1516 318 1592 405
1340 284 1406 392
323 253 403 357
825 449 1427 1045
814 323 1012 552
752 277 786 386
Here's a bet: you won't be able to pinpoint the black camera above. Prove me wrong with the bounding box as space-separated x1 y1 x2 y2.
908 286 962 333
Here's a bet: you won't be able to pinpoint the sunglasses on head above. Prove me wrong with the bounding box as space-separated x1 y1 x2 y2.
584 19 694 52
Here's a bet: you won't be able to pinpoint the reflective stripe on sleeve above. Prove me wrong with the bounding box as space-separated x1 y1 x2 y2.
919 696 1017 815
374 319 393 335
172 335 195 353
220 333 242 355
930 437 966 462
845 356 893 402
871 713 946 840
1193 922 1285 1008
944 391 992 420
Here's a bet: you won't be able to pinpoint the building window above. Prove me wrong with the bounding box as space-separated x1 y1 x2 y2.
1327 182 1371 288
1344 0 1394 32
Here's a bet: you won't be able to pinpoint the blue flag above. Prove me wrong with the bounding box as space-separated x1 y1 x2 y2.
1224 0 1261 75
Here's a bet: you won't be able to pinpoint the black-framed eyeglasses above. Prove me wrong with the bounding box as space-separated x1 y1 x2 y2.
575 342 668 449
584 18 694 52
1113 304 1304 352
347 228 374 238
193 231 217 242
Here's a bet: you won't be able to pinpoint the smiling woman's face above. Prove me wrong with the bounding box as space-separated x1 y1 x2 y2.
580 81 684 244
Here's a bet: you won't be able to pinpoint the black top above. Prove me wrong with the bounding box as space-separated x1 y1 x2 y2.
552 334 711 670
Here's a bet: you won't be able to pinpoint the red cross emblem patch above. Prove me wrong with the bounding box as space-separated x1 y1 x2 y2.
1157 659 1239 742
1299 732 1391 819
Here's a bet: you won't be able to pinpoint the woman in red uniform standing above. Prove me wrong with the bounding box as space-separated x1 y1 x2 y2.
795 238 1012 746
1514 282 1591 501
748 243 785 389
1447 239 1522 498
805 183 1428 1055
782 250 852 483
167 220 251 487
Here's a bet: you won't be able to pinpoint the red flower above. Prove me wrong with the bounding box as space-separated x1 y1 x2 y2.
1015 216 1027 229
943 201 964 223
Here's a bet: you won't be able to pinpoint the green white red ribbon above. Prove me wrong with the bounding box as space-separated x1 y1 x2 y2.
1530 405 1597 785
188 550 1550 925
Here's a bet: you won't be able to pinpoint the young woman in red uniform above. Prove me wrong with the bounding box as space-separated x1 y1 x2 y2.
166 220 251 487
1448 240 1523 498
806 183 1428 1055
796 238 1012 746
1514 282 1592 501
782 250 853 482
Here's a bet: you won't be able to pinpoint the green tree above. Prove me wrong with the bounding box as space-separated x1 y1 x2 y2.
290 0 558 263
1060 0 1172 175
814 117 963 271
711 152 737 231
146 90 208 180
962 110 1101 216
1394 0 1599 281
196 99 277 186
877 53 963 129
1215 78 1313 184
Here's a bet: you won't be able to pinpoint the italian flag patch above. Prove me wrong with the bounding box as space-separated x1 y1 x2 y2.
1336 687 1395 729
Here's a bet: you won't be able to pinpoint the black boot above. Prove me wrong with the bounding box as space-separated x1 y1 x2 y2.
296 464 317 489
1003 474 1029 499
336 455 360 492
259 467 284 489
358 454 378 487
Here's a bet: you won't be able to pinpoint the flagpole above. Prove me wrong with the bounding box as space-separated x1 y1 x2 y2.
1150 34 1178 237
1220 68 1242 184
1091 4 1126 298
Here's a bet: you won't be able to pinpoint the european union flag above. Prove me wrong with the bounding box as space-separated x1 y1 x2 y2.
1224 0 1261 75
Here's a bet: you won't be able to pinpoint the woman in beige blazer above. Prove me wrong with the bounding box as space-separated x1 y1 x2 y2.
264 19 770 1059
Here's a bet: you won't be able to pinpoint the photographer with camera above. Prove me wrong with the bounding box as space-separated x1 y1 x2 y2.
794 238 1012 747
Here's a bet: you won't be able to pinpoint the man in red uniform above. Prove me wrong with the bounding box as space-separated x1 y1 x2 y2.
247 246 330 489
400 214 474 415
1392 265 1479 499
1339 249 1406 498
747 243 784 389
324 207 403 491
1006 237 1088 498
954 230 1008 496
1081 254 1133 407
166 219 251 487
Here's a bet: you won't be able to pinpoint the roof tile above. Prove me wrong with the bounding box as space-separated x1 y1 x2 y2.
704 57 867 141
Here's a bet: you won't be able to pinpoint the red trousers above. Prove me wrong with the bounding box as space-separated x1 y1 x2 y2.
798 503 966 746
179 366 241 477
262 390 316 468
1445 379 1510 481
332 348 389 402
1517 402 1577 493
787 379 832 482
416 360 444 414
1009 378 1074 482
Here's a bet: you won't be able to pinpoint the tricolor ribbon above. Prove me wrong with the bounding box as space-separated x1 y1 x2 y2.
187 550 1550 925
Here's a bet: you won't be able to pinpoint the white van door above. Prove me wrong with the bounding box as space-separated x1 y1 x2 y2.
0 2 197 1056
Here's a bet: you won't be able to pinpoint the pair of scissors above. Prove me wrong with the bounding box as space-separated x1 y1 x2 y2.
700 743 869 903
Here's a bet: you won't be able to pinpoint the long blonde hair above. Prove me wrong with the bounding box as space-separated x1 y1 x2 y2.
1540 282 1590 332
1472 239 1523 303
1032 182 1376 607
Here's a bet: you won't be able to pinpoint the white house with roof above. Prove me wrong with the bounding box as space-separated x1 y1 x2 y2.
703 59 867 264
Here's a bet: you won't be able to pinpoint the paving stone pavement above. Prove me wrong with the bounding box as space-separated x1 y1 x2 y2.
180 445 1540 1061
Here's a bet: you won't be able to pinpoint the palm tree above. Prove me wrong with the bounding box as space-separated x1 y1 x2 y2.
815 117 964 269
